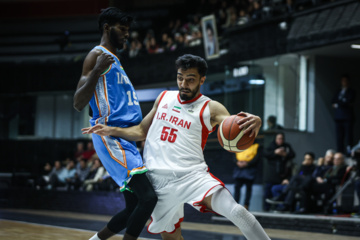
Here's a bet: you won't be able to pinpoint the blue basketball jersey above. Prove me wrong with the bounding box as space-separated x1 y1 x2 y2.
88 46 146 191
89 45 142 128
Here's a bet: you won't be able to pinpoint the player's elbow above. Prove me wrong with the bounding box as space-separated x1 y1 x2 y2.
73 100 84 112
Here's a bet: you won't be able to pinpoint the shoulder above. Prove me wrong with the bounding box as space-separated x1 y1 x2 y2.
84 48 103 62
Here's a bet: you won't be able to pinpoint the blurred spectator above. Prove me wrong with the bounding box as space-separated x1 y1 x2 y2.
263 132 295 211
174 32 186 50
35 162 54 190
165 36 177 52
237 9 250 26
265 115 284 132
267 152 316 213
74 141 84 160
216 0 229 32
81 141 96 162
128 39 143 58
223 6 238 29
251 1 263 20
48 159 76 190
351 140 360 217
187 27 202 47
83 158 105 191
312 149 335 178
68 158 90 190
306 152 348 213
146 36 160 54
96 171 119 191
331 74 356 155
233 142 261 210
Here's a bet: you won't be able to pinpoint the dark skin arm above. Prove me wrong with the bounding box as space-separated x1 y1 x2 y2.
73 49 115 112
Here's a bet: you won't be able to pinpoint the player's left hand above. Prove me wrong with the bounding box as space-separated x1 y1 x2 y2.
236 112 262 138
81 124 114 136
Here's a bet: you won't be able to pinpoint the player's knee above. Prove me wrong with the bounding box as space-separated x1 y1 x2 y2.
230 204 256 230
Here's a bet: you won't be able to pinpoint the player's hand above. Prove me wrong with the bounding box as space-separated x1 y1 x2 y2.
94 53 115 74
81 124 114 136
236 112 262 138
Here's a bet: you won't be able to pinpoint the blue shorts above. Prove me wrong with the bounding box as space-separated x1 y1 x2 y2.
92 134 147 191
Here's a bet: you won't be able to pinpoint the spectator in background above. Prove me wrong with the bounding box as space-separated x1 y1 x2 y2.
83 158 105 191
251 0 263 21
74 141 84 160
128 39 143 58
81 141 96 162
68 158 90 190
48 159 76 190
263 132 295 211
305 152 348 213
237 9 249 26
267 152 316 213
233 141 262 210
266 115 284 132
174 32 185 50
351 140 360 217
312 149 334 179
332 74 356 155
146 36 160 54
35 162 53 190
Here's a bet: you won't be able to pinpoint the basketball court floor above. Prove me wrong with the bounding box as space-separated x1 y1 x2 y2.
1 208 358 240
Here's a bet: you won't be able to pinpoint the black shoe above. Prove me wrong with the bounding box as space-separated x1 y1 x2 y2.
266 197 284 205
275 204 290 212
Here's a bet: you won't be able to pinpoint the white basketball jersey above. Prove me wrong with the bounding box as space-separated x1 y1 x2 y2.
143 91 214 174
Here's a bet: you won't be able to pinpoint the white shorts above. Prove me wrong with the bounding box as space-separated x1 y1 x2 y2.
146 169 224 234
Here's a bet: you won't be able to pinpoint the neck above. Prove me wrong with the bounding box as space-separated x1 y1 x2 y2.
100 37 116 55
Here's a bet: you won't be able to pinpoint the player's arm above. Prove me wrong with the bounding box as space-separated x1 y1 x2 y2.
73 50 115 112
81 92 163 141
209 100 262 138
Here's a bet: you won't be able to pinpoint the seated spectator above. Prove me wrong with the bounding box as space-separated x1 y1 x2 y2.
35 162 54 190
312 149 334 178
48 159 77 190
305 152 348 213
263 132 295 211
237 9 250 26
74 141 84 161
128 39 143 58
95 171 119 191
68 158 90 190
81 141 96 162
83 158 105 191
174 32 185 50
266 152 316 213
146 36 160 54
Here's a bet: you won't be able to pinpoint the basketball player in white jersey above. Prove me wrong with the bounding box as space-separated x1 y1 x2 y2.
82 54 271 240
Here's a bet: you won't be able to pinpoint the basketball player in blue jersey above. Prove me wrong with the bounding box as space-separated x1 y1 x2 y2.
82 54 271 240
73 7 157 240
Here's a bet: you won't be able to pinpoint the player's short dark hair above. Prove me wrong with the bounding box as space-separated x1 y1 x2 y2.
98 7 133 35
175 54 208 77
304 152 315 160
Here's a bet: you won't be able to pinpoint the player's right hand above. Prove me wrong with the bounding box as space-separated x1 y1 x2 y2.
81 124 114 136
94 53 115 74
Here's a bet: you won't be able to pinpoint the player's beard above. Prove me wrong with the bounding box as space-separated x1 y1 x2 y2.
179 84 200 101
110 28 125 50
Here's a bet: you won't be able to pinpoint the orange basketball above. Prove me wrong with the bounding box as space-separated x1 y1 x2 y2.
217 114 256 153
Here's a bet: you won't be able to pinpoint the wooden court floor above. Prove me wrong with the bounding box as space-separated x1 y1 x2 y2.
0 208 359 240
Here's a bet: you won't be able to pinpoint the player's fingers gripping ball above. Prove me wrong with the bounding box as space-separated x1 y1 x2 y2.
217 114 255 152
